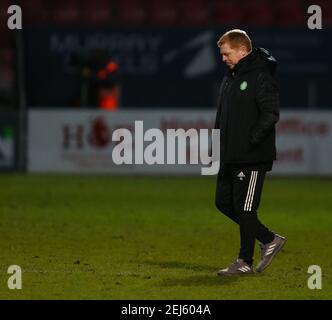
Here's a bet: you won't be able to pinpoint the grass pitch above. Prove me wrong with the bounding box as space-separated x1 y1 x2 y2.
0 174 331 299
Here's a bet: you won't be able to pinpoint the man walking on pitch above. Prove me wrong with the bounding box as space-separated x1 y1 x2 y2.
214 29 286 275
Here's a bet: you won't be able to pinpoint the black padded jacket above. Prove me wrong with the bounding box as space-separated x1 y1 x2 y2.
214 47 280 167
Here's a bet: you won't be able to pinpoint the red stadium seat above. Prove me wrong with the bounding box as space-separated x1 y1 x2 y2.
0 46 14 67
179 0 210 26
275 0 306 26
212 0 244 26
82 0 113 25
116 0 147 25
148 0 178 26
0 1 47 28
0 27 14 48
21 0 50 24
244 0 274 26
0 45 14 90
52 0 82 25
0 0 12 31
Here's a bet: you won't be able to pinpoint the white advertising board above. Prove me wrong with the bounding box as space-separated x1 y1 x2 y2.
28 109 332 175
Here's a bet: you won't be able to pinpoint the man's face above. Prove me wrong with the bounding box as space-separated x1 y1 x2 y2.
219 42 248 69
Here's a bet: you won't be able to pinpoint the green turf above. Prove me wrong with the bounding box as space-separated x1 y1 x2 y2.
0 174 331 299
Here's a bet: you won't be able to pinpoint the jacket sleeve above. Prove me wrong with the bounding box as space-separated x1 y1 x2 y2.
250 72 280 145
214 77 227 130
209 80 225 157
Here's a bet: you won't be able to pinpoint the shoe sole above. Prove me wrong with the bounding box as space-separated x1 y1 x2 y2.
256 238 287 273
217 271 254 277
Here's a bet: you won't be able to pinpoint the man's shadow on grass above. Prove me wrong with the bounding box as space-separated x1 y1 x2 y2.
141 260 248 286
160 274 239 287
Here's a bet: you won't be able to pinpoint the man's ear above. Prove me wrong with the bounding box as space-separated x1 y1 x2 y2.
240 46 249 57
239 46 246 56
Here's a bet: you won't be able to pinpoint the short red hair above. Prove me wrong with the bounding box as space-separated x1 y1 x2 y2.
217 29 252 52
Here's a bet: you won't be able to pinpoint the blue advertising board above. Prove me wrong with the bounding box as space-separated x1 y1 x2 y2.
23 27 331 108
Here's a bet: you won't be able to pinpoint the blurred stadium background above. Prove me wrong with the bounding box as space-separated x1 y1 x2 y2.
1 0 332 174
0 0 332 299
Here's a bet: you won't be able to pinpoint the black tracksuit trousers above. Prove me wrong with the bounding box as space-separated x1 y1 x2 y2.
215 163 275 266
